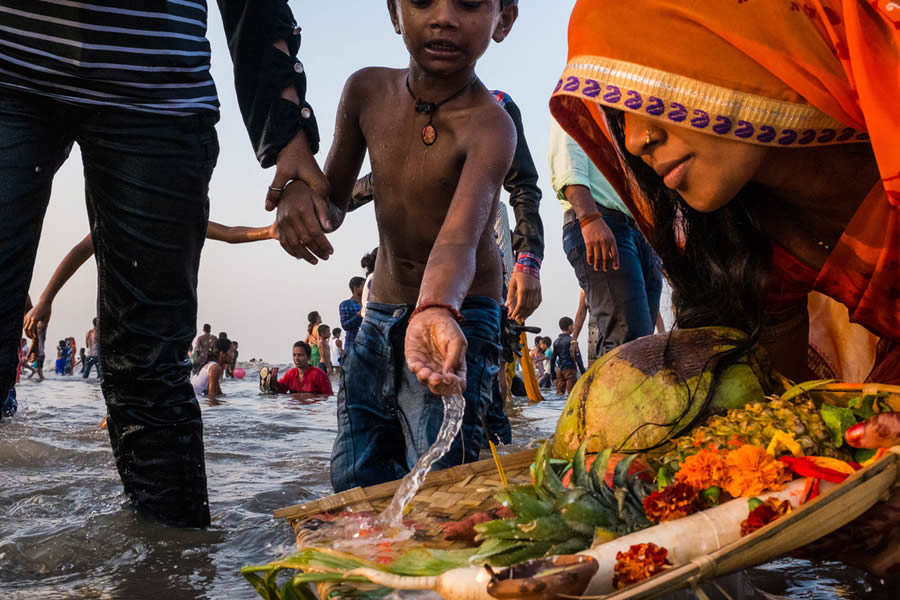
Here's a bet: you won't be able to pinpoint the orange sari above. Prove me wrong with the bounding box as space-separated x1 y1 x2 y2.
550 0 900 377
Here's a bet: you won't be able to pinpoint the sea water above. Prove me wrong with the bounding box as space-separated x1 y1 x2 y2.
1 370 893 599
379 393 465 530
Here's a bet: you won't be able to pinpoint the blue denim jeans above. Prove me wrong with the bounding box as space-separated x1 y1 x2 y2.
331 297 502 492
563 214 663 358
0 90 218 526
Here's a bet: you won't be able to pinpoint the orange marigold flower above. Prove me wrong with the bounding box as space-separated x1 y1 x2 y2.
642 482 702 523
613 543 672 589
674 448 726 490
723 445 791 497
740 497 792 536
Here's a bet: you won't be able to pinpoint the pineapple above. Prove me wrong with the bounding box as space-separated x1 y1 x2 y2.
656 392 849 471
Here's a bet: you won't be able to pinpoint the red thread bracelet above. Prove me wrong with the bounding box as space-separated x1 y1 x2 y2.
579 213 602 228
411 303 464 323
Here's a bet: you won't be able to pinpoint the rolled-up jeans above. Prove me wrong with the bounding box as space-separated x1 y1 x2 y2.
563 210 663 359
331 297 502 493
0 90 218 526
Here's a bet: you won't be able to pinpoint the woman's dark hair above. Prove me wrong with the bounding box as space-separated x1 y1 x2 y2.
307 311 321 335
603 108 774 446
603 108 772 335
361 248 378 275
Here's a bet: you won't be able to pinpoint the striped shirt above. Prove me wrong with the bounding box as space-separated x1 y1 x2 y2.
0 0 218 116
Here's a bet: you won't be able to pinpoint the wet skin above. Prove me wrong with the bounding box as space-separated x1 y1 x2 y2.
306 0 517 393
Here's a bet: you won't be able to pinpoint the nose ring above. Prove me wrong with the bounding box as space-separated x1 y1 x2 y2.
642 128 653 147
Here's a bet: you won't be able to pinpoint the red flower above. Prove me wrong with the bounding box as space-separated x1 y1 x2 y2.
740 498 792 536
643 482 702 523
613 543 672 589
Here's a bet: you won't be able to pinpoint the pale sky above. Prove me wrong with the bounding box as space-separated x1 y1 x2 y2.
28 2 601 362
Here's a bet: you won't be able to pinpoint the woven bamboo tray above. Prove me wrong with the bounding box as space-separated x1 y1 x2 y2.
274 448 539 549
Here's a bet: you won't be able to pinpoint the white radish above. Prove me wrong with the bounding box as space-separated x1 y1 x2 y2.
344 480 837 600
578 478 835 595
345 566 494 600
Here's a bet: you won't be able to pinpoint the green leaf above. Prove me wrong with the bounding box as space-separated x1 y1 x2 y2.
387 548 474 576
656 467 672 492
747 497 763 511
242 569 279 600
701 486 721 507
781 379 835 402
853 447 878 463
820 403 858 447
282 578 319 600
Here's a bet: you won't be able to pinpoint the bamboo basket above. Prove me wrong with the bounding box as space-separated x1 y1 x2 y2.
590 445 900 599
269 383 899 599
274 448 539 550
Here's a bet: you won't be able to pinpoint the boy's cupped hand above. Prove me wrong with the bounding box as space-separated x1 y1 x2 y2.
405 309 468 396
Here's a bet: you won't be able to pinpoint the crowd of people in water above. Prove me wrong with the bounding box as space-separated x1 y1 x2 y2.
3 0 900 579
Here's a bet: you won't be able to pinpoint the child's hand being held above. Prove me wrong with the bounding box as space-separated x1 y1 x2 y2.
405 308 467 396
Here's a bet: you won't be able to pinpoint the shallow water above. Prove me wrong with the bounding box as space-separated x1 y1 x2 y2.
1 372 894 599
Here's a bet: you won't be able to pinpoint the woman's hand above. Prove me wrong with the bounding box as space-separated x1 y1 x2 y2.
846 413 900 448
23 300 51 339
405 308 467 396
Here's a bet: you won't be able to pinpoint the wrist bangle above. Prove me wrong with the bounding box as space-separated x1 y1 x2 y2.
579 213 602 228
411 303 464 323
514 252 542 279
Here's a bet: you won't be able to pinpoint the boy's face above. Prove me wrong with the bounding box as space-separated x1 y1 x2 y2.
389 0 517 75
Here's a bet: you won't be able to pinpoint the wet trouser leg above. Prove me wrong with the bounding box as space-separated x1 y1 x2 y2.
0 92 73 420
79 109 218 527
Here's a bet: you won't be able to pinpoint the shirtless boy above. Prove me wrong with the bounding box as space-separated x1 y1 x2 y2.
274 0 519 491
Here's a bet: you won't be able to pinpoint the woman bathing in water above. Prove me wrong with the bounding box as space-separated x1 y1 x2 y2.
551 0 900 576
191 337 234 401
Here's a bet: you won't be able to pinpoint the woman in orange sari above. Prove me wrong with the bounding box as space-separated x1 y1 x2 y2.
550 0 899 575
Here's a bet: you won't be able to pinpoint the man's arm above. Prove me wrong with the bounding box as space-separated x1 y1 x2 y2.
275 70 369 262
406 107 517 394
565 185 619 272
339 301 363 332
550 343 558 375
216 0 330 262
497 96 544 322
571 289 587 355
208 364 224 399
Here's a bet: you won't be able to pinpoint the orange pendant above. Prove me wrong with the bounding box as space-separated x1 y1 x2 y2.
423 124 437 146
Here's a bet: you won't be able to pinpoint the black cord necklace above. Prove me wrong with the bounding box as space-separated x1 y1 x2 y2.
405 74 478 146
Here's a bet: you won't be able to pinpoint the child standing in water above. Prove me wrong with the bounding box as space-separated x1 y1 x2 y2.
273 0 519 491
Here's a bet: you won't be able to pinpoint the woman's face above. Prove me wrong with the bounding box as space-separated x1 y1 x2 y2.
622 112 769 212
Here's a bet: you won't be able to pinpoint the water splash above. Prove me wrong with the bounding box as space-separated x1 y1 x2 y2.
379 393 465 529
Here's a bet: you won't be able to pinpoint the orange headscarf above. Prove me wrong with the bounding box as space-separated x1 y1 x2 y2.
549 0 900 343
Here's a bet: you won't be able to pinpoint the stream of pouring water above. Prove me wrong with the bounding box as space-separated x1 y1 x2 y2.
378 393 466 529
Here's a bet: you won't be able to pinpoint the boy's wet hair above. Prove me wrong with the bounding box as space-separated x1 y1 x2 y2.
318 323 331 337
559 316 573 331
333 328 342 336
203 323 211 333
349 276 366 291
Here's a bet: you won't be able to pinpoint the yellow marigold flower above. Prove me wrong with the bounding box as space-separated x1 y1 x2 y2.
723 445 791 497
674 448 726 490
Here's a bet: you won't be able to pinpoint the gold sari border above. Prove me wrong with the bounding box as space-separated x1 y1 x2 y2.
553 56 870 147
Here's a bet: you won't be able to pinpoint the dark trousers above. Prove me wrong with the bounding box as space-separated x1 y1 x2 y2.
0 90 218 526
82 356 101 379
563 212 663 359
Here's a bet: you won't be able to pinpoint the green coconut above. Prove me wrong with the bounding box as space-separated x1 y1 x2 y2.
551 327 779 461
